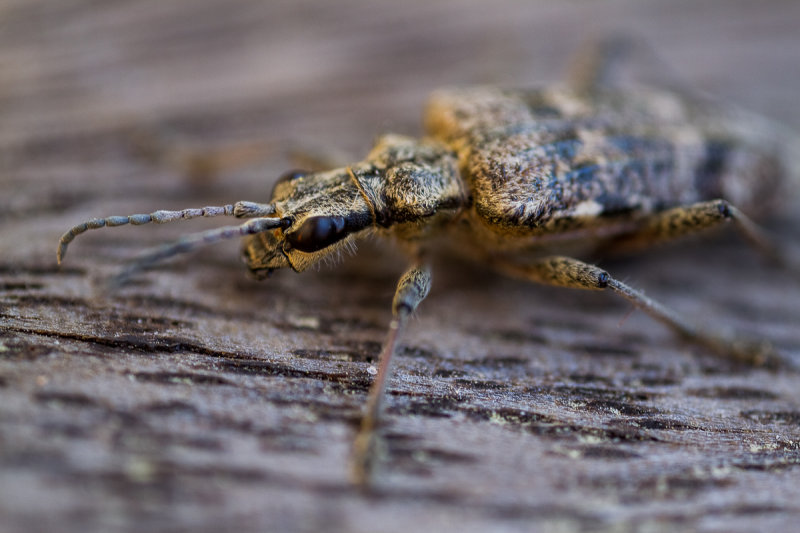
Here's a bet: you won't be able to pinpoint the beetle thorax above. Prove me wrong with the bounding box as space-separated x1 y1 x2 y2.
242 134 467 275
352 134 467 240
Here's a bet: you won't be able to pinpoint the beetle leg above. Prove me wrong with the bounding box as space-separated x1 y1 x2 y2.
567 36 633 93
127 127 281 184
608 199 795 270
567 35 695 95
493 255 792 369
286 143 352 172
352 263 432 487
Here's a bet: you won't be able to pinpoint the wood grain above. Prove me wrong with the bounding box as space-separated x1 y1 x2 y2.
2 1 800 532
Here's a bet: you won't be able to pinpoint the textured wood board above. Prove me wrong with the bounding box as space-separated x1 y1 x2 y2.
1 1 800 532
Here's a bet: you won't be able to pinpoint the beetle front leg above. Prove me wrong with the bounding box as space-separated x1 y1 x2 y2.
351 263 432 487
494 256 791 369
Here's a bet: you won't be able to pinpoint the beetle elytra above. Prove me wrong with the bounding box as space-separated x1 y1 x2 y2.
57 42 798 484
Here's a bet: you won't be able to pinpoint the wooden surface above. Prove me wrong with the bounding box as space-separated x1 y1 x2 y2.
2 1 800 532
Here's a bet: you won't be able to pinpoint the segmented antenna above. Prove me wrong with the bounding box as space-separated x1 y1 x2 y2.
57 202 277 264
108 216 288 286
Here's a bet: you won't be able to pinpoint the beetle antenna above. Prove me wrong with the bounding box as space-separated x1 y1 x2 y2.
108 216 287 287
57 202 277 264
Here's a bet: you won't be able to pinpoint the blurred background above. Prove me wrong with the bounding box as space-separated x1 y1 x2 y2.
3 0 800 164
3 0 800 263
2 1 800 532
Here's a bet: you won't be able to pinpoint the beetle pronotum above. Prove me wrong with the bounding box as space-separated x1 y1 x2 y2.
57 42 797 484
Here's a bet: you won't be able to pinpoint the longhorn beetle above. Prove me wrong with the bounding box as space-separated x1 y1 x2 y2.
57 41 797 485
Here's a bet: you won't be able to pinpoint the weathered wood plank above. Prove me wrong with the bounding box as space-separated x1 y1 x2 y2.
2 1 800 532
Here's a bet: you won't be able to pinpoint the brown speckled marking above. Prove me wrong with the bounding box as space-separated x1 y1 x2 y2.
425 86 785 245
57 45 796 487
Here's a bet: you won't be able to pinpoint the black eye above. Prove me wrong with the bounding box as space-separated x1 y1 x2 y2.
285 216 346 253
270 169 308 198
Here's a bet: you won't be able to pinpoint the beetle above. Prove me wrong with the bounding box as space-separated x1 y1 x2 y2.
56 42 797 484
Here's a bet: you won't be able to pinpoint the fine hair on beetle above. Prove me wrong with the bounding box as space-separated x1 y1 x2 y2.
57 39 799 485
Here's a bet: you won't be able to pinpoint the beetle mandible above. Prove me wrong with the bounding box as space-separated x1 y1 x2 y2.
57 42 798 484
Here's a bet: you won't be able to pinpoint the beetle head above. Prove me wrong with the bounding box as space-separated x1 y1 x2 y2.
242 166 373 276
242 134 465 278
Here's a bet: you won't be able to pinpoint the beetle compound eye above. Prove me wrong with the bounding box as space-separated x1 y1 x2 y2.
285 215 347 253
270 169 308 198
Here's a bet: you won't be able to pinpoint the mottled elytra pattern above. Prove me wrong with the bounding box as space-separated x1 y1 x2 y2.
5 1 800 531
425 86 786 244
51 31 796 486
